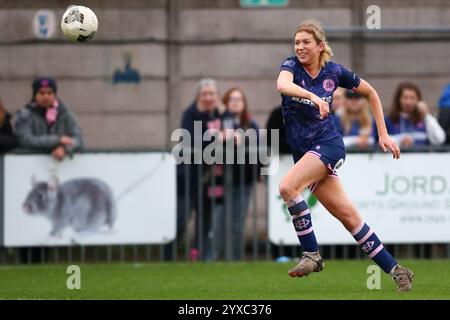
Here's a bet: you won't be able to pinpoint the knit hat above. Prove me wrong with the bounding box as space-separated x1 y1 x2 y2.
32 77 57 99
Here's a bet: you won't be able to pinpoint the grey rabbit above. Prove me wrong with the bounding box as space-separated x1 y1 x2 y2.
22 176 117 237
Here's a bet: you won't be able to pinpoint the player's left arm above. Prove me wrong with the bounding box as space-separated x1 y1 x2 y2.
353 79 401 159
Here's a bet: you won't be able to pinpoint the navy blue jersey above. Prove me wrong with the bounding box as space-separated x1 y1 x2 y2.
279 56 361 153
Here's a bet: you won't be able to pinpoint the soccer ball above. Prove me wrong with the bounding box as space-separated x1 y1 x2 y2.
61 5 98 42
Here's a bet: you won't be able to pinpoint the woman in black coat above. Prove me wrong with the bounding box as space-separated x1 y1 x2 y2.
0 99 18 152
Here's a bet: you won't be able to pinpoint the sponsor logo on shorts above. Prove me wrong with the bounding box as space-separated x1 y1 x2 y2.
334 158 345 171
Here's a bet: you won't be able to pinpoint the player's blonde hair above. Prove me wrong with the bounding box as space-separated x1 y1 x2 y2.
295 20 333 67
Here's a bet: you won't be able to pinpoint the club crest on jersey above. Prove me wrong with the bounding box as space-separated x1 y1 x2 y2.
323 79 335 92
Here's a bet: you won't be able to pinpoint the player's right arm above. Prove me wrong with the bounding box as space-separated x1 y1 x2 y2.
277 70 329 119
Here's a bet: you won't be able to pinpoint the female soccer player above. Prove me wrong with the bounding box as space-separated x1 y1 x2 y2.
276 20 413 292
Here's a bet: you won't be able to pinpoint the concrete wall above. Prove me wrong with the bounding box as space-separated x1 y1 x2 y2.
0 0 449 150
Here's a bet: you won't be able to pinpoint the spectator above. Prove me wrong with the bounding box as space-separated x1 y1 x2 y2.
167 78 227 261
332 87 346 116
14 77 83 160
377 82 445 148
334 90 374 150
0 98 18 152
266 105 291 155
437 84 450 144
212 87 260 261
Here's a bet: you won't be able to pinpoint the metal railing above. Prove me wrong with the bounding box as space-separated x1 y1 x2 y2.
1 146 450 264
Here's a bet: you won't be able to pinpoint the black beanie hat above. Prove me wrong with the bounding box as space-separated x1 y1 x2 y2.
32 77 57 99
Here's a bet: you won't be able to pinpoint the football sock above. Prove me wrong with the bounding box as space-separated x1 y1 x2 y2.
352 222 398 273
287 194 319 252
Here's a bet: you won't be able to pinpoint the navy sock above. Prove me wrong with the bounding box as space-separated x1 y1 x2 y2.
352 222 398 273
287 195 319 252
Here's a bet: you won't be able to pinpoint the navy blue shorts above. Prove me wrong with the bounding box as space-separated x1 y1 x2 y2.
292 136 346 190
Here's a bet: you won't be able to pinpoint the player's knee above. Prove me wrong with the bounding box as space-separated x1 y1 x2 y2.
279 180 296 201
337 206 360 230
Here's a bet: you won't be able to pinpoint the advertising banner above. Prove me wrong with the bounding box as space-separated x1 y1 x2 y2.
269 153 450 245
3 152 175 247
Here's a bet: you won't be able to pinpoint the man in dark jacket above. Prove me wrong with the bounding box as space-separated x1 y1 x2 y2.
0 99 18 152
14 77 83 160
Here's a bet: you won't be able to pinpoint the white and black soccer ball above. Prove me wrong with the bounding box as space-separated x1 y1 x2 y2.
61 5 98 42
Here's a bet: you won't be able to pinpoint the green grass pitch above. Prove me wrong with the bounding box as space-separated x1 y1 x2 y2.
0 260 449 299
